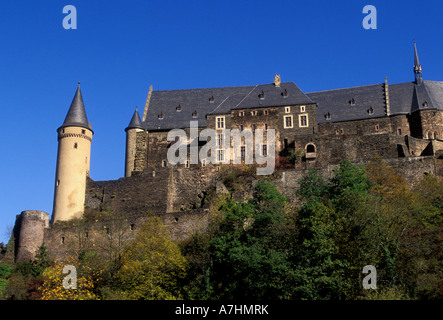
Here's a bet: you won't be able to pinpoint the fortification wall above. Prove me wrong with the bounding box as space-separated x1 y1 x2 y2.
85 163 218 216
43 208 210 260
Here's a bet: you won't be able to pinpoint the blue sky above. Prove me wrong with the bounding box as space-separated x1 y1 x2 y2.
1 0 443 243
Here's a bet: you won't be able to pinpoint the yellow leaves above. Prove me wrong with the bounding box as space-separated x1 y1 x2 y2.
40 256 103 300
115 217 187 299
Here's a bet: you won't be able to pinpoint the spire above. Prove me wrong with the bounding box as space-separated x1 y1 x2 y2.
413 41 423 84
59 83 92 132
125 107 143 131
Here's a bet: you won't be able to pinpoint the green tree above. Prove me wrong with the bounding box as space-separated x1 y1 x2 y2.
294 160 376 299
296 169 327 201
115 217 187 300
209 180 295 299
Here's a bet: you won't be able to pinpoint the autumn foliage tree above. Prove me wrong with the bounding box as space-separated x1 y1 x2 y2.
115 217 187 299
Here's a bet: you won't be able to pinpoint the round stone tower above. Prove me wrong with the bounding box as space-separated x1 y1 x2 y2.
15 210 49 262
125 107 143 177
52 83 93 222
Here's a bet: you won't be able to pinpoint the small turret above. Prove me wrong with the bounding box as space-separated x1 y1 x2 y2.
125 107 144 177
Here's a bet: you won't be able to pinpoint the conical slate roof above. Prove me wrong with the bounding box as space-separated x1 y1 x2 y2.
125 108 143 131
58 84 92 132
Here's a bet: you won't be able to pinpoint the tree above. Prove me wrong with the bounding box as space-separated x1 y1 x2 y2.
209 180 296 299
40 255 102 300
296 169 327 201
115 217 187 300
294 160 376 299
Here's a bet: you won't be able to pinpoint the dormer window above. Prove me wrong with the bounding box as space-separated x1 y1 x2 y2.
368 107 374 115
176 104 182 112
349 98 356 105
209 96 215 103
158 112 164 119
192 110 198 118
258 91 265 100
423 101 428 108
325 112 331 120
282 89 288 98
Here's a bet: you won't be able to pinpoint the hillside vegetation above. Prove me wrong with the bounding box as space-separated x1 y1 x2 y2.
0 159 442 300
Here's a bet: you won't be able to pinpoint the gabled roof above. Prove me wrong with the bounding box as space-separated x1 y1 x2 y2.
125 108 143 131
308 80 443 124
59 85 92 132
142 82 313 130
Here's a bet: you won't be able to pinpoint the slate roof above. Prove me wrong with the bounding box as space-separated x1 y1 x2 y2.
307 80 443 124
142 82 313 130
126 108 143 131
307 83 386 124
137 76 443 130
59 85 91 132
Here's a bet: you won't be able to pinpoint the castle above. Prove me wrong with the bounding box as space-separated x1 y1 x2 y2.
12 43 443 262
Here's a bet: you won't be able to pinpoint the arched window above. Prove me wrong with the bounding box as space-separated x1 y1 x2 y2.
434 132 438 140
306 144 316 153
305 143 317 159
427 131 432 139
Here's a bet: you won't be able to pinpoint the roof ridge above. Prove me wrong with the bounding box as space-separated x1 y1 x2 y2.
151 82 294 93
307 82 383 94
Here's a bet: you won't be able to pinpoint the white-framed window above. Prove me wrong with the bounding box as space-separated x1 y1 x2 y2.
217 133 224 146
251 110 258 116
263 109 269 115
300 105 306 112
285 106 291 113
217 149 225 162
201 159 207 167
283 115 293 128
216 116 225 129
185 160 190 168
299 114 308 127
239 111 245 117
